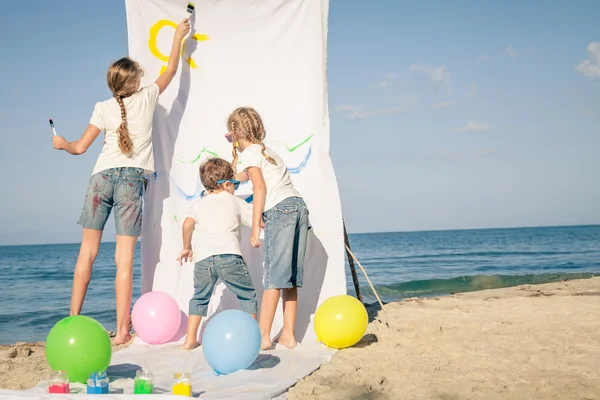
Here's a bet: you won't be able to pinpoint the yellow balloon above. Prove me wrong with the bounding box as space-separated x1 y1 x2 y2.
314 295 368 349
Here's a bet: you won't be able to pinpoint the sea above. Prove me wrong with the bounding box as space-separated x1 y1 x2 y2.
0 225 598 345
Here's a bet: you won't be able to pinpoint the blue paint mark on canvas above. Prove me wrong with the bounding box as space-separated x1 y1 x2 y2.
172 147 312 200
287 146 311 175
173 176 203 200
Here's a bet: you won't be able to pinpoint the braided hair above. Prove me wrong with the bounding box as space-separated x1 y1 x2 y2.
227 107 276 173
106 57 144 157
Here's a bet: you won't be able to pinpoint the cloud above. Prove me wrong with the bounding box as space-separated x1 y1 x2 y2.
335 98 419 119
347 109 374 119
454 120 490 133
343 107 402 119
349 106 414 119
467 82 477 97
477 55 489 63
398 147 498 163
409 64 451 92
575 42 600 79
504 46 517 57
576 60 600 78
372 73 399 89
434 100 455 108
373 80 391 88
335 105 363 113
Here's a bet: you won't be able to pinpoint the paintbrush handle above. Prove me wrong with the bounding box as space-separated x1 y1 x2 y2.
49 120 57 136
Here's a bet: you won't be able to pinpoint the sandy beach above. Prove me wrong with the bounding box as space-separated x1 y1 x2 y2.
0 336 134 391
2 278 600 399
289 277 600 400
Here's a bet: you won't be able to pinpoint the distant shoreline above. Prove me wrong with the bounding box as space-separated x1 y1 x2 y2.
1 223 598 247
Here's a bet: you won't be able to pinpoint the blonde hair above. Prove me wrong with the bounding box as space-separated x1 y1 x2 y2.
106 57 144 157
227 107 276 173
200 158 234 192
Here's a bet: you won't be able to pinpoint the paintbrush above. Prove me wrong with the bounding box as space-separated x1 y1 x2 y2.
186 2 194 37
186 2 194 15
49 119 57 136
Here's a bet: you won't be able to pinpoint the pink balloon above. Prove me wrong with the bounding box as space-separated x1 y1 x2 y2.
132 291 181 345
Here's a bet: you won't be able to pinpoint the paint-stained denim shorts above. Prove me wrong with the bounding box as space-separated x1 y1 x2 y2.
189 254 257 317
262 197 309 290
78 167 146 237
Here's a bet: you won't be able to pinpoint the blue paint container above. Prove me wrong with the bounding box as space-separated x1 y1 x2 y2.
86 371 109 394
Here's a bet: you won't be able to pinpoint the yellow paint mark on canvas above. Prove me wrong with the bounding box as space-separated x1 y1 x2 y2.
149 20 209 72
148 20 174 62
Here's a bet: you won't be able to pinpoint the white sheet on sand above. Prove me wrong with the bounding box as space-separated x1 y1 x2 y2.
2 341 333 399
0 0 347 398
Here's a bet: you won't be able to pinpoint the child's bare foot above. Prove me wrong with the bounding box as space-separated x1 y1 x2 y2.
181 340 200 351
261 336 273 350
276 333 297 349
113 332 132 346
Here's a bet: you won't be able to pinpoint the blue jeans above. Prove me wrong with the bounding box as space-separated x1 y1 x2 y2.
190 254 257 317
262 197 309 289
78 167 146 236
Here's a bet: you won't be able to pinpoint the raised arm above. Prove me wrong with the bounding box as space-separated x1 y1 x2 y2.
52 124 101 155
155 18 191 94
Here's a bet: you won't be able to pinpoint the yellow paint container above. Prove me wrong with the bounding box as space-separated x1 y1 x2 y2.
171 372 192 397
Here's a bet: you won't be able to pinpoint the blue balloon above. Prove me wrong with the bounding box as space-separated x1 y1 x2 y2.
202 310 261 375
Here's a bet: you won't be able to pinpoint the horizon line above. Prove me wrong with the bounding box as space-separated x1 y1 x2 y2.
0 223 598 247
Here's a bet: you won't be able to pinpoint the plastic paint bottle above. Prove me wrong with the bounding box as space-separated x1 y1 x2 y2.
171 372 192 396
86 371 109 394
48 370 70 394
134 369 154 394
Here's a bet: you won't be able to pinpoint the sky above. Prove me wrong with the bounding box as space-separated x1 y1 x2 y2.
0 0 599 245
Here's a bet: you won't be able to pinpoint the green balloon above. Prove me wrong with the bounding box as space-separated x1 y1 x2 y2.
46 316 112 383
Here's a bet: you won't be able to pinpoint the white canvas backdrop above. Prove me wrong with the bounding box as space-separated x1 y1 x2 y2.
128 0 346 344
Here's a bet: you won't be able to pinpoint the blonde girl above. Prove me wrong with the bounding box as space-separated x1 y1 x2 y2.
227 107 309 350
51 18 190 344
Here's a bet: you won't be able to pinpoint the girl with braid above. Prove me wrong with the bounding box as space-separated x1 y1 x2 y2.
226 107 309 350
51 18 190 344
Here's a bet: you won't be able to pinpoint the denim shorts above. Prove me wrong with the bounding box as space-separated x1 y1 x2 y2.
189 254 257 317
78 167 146 237
262 197 309 290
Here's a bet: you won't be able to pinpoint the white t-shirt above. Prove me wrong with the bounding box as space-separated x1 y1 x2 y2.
186 191 254 262
89 83 160 176
239 144 300 211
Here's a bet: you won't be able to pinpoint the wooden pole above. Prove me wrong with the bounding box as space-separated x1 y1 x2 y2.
343 220 363 303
